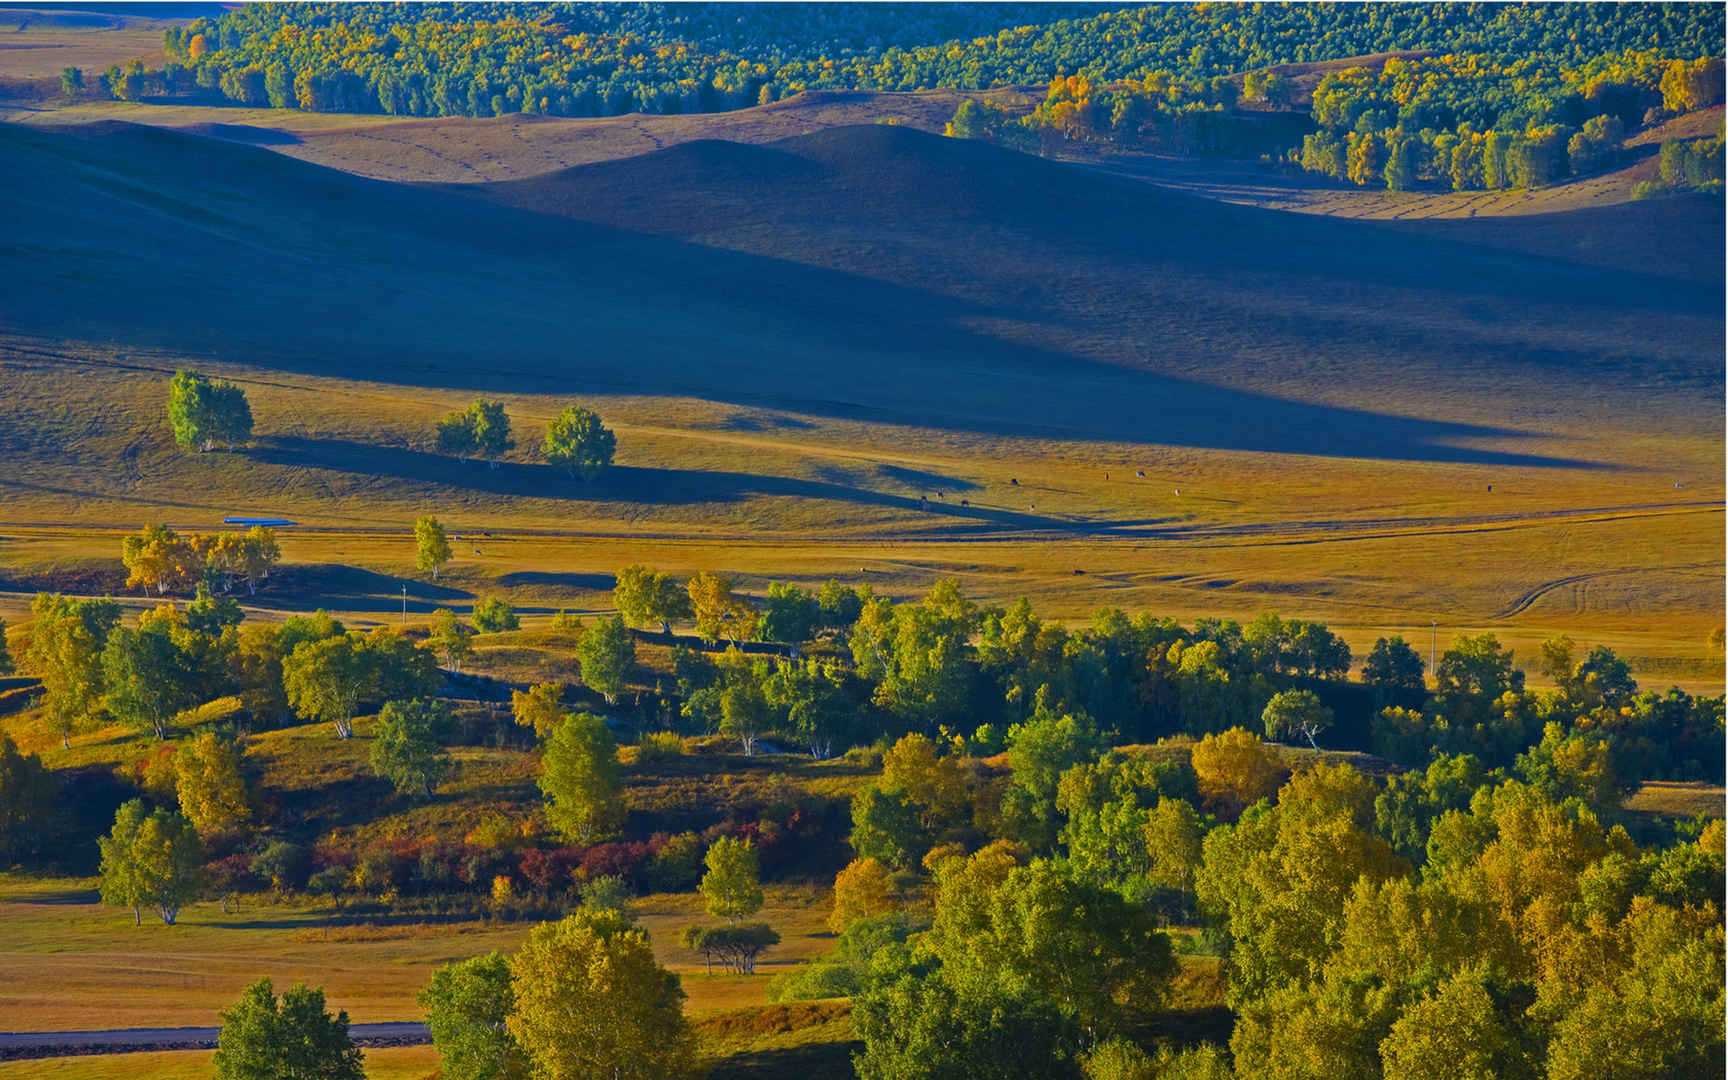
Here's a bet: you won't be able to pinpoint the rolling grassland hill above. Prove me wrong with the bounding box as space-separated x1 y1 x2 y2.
1 118 1721 677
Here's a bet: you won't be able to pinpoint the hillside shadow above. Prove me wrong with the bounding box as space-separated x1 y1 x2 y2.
248 437 1222 529
6 122 1706 470
243 563 470 613
172 122 305 146
706 1042 860 1080
875 464 982 493
494 570 615 590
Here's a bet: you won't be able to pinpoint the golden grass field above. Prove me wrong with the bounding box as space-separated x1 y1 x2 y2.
0 874 835 1032
0 335 1719 691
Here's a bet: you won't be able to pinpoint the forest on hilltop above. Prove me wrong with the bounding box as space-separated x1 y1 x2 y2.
121 2 1722 119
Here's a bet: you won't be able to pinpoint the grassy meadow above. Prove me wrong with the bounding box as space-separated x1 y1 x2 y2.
1 338 1719 689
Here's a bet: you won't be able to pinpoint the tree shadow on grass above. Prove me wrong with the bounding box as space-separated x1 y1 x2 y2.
494 570 615 590
705 1040 862 1080
244 563 471 613
246 437 1193 532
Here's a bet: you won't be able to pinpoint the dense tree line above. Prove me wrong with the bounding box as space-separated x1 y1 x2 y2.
1292 51 1724 190
142 4 1721 120
762 715 1725 1078
602 570 1722 792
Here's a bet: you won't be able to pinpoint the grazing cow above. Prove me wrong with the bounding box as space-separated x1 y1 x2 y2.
1136 470 1146 478
960 499 970 507
1010 478 1019 486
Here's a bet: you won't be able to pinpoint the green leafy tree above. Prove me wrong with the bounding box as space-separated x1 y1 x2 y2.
1144 796 1206 914
0 734 55 865
1363 635 1425 697
679 923 780 975
717 658 771 755
760 581 819 645
542 405 616 480
817 579 865 631
472 596 519 633
538 712 623 844
102 620 205 739
1432 633 1526 727
850 783 927 870
764 657 858 758
250 840 308 893
613 565 691 635
212 977 365 1080
507 909 697 1080
1261 688 1334 749
415 515 452 580
282 634 372 738
1544 904 1726 1080
1514 721 1632 812
576 614 635 705
849 580 977 728
931 855 1179 1038
853 966 1083 1080
429 608 477 672
419 952 527 1080
98 800 206 925
1195 763 1404 1005
1377 972 1531 1080
699 835 763 922
60 66 83 101
437 399 514 467
26 593 120 747
0 617 12 677
167 369 252 452
1001 709 1106 851
371 697 454 799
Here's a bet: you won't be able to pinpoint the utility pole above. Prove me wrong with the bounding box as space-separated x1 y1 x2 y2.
401 585 408 626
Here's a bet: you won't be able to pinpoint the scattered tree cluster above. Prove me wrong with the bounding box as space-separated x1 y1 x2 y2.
120 524 281 598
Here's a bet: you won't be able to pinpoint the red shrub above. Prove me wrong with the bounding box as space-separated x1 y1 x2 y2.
519 847 583 892
579 841 649 884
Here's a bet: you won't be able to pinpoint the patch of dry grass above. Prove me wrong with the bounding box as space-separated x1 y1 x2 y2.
0 875 833 1031
1625 781 1725 820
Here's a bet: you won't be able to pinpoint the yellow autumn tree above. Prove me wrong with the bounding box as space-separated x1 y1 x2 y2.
1190 727 1281 817
507 909 698 1080
829 856 895 933
175 731 250 832
686 571 758 645
121 524 200 596
511 680 566 738
879 733 970 831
